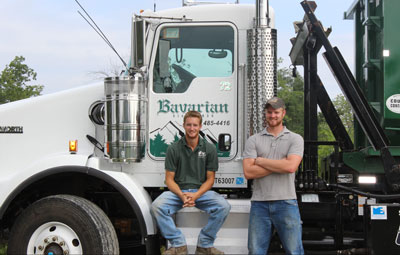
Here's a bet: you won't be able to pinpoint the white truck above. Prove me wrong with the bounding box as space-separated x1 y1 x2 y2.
0 0 276 254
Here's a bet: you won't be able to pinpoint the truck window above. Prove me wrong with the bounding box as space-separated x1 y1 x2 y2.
153 25 234 93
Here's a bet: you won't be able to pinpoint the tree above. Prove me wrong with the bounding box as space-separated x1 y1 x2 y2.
317 94 354 164
317 94 354 142
277 59 304 136
332 94 354 139
0 56 43 104
276 60 354 172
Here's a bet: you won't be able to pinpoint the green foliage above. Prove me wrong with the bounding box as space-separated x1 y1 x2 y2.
333 94 354 139
276 59 354 173
317 113 335 163
277 59 304 136
0 56 43 104
0 243 6 255
317 94 354 162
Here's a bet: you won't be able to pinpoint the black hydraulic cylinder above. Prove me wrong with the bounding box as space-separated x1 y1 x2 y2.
303 37 318 173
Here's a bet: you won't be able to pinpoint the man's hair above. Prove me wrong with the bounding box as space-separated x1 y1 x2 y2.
183 111 203 124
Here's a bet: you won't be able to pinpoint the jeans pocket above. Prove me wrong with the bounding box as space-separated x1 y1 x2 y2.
283 199 298 206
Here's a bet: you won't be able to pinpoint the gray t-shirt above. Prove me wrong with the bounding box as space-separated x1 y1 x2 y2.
243 127 304 201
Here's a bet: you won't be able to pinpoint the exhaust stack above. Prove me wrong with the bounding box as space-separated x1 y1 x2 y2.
256 0 270 27
247 0 277 135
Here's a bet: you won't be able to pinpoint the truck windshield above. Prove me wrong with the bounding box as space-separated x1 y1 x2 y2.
153 25 234 93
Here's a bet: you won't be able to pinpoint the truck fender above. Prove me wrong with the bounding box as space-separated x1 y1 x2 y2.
0 161 157 237
0 154 91 212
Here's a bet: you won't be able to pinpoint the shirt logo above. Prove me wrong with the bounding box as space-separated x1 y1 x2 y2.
198 151 206 159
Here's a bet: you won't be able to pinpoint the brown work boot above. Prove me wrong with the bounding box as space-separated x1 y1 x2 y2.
163 245 188 255
195 246 224 255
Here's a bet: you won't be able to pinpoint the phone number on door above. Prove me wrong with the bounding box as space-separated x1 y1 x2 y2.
203 120 230 126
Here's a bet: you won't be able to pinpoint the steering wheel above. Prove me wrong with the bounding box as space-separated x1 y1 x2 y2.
172 64 196 93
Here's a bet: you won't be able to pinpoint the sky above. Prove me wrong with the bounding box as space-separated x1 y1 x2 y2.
0 0 356 98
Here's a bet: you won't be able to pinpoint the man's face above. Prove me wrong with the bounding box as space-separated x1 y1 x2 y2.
265 106 286 127
184 117 202 139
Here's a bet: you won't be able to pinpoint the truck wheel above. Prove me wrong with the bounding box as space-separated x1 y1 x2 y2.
8 194 119 255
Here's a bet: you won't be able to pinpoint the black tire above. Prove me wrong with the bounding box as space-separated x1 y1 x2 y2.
8 194 119 255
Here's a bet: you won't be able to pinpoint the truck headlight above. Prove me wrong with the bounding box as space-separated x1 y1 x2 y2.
358 176 377 184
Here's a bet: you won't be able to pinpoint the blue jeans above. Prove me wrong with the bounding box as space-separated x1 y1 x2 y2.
151 189 231 248
248 200 304 255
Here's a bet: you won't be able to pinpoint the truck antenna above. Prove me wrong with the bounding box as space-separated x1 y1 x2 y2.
74 0 129 73
266 0 270 27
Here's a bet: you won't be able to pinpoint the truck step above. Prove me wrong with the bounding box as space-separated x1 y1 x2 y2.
173 199 251 254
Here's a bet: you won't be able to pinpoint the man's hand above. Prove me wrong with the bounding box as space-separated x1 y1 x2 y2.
182 192 199 207
180 193 194 207
243 158 272 179
165 170 192 207
255 157 263 166
166 171 215 208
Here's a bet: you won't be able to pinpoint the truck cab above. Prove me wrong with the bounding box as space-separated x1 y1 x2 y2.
0 1 276 254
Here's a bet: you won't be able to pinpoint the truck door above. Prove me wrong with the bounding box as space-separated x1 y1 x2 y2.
148 23 237 160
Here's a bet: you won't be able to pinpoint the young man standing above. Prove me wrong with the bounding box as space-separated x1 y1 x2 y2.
243 97 304 255
151 111 231 255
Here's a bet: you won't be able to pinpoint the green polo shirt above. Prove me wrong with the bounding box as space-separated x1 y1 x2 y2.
165 137 218 189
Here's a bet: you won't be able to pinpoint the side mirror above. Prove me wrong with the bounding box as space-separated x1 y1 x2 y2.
218 133 231 152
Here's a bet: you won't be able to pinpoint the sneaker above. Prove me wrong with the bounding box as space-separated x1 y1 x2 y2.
195 246 224 255
163 245 188 255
